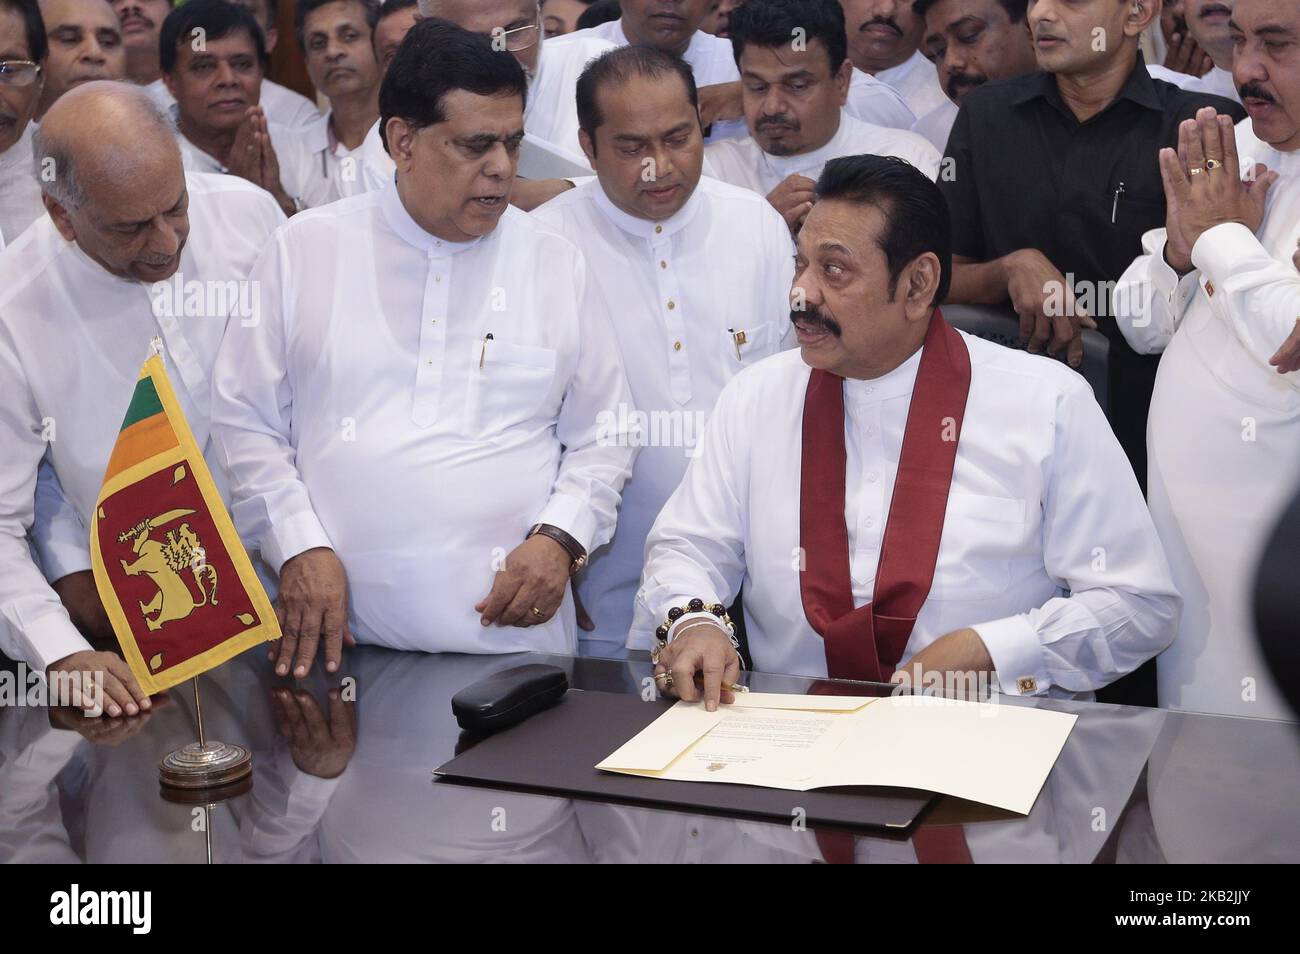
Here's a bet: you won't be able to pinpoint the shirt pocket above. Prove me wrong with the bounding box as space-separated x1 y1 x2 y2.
928 491 1027 601
721 321 785 370
469 340 558 436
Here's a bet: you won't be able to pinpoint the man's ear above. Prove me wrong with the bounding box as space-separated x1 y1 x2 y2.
161 70 177 100
265 26 279 53
578 126 596 164
903 252 942 320
1123 0 1158 38
385 116 415 167
41 193 77 243
833 57 853 106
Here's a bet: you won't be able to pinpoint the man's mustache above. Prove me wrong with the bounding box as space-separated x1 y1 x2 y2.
790 306 842 338
946 72 986 98
1240 81 1276 103
757 114 799 131
861 16 902 38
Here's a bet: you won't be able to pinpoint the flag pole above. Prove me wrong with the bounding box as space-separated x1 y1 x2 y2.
193 677 206 747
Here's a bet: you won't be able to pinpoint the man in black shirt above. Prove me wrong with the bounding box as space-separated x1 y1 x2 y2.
939 0 1243 491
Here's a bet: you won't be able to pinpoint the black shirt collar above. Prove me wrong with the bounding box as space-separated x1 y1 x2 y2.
1012 51 1163 116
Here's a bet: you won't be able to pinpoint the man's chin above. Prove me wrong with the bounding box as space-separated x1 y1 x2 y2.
131 259 181 283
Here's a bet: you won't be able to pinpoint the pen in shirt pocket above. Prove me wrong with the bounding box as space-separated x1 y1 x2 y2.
1111 181 1126 225
479 332 494 368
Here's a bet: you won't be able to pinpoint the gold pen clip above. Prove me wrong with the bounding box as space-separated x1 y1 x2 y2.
479 332 494 369
729 329 747 360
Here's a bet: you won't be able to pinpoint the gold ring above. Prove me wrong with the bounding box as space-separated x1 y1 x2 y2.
530 606 545 619
655 672 674 689
1189 166 1205 176
1205 158 1223 171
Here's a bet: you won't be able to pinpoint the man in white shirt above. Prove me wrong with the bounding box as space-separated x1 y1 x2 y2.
416 0 614 160
295 0 381 202
0 82 285 716
34 0 123 117
704 0 939 232
532 46 794 655
1111 0 1299 719
637 154 1179 709
138 0 323 129
159 0 331 214
842 0 948 120
573 0 747 140
0 0 46 247
210 19 635 678
912 0 1038 151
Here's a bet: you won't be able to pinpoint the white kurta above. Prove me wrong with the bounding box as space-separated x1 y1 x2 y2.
912 97 959 152
147 77 321 130
573 18 746 141
702 109 941 194
0 122 44 249
1112 120 1300 721
174 119 335 210
846 67 916 131
209 183 637 655
634 337 1181 698
525 31 617 158
531 176 794 651
872 49 948 124
0 173 285 671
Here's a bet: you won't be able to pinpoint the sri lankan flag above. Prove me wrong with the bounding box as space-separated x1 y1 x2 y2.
90 351 280 695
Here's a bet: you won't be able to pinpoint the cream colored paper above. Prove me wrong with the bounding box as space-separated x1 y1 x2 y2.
596 693 1077 815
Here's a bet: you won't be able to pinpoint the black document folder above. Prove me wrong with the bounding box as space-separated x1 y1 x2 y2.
434 688 934 832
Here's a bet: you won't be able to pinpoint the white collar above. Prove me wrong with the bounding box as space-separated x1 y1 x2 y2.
591 176 703 243
842 343 924 405
379 179 486 256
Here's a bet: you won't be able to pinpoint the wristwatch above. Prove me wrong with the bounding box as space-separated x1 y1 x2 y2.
527 523 587 575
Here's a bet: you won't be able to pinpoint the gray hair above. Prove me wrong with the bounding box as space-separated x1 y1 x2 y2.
32 87 175 210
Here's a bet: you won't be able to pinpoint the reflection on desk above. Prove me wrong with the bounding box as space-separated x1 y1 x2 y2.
1 648 1296 863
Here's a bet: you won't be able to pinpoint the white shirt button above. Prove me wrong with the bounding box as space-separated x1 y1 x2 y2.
867 472 878 483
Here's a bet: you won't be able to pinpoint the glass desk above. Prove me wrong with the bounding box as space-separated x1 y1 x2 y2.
1 647 1296 863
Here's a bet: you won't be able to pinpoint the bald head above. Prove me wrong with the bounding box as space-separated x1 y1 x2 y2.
416 0 543 76
35 81 190 283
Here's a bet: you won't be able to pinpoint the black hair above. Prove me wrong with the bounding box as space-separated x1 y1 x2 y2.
0 0 46 63
376 0 418 23
294 0 379 52
912 0 1027 23
377 17 528 155
160 0 268 74
729 0 847 74
575 44 698 154
576 0 621 31
816 154 951 307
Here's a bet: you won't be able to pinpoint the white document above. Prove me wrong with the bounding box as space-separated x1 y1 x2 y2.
597 693 1077 815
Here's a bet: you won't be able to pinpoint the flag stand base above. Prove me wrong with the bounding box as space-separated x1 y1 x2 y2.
158 740 252 790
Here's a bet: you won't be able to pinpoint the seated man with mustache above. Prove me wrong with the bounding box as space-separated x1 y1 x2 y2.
703 0 940 233
634 154 1180 709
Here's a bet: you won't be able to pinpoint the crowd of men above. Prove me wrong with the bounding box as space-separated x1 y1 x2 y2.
0 0 1295 723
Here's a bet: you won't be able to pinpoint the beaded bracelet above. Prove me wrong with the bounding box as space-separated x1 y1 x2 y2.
653 599 741 662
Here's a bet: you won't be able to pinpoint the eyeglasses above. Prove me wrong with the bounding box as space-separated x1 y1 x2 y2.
494 18 540 53
0 59 41 87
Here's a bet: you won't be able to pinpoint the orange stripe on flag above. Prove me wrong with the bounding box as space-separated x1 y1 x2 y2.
102 413 178 482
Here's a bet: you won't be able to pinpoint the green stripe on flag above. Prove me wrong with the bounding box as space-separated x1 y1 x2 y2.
120 376 164 431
